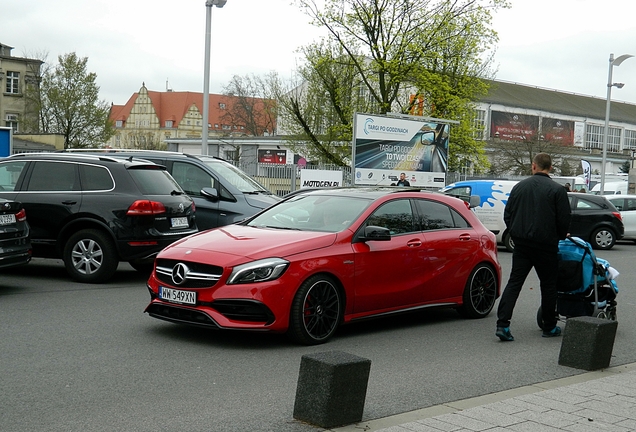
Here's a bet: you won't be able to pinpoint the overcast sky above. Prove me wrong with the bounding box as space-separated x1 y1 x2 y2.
4 0 636 106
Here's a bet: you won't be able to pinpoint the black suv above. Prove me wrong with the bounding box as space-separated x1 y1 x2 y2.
0 153 197 283
64 150 281 230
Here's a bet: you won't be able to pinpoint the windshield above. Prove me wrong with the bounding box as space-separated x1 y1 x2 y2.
247 194 372 233
200 157 270 193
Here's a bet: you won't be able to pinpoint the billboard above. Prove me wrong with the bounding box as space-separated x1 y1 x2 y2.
541 118 574 145
258 149 287 164
352 113 449 187
0 127 12 157
490 111 539 141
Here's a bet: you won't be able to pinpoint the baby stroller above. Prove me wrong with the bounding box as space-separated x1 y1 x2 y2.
537 236 619 330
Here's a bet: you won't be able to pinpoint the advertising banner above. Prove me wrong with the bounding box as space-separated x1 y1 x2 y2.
581 160 592 190
300 169 343 189
490 111 539 141
258 149 287 164
541 118 574 145
352 113 449 187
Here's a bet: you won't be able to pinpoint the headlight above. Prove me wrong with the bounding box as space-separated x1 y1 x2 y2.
227 258 290 284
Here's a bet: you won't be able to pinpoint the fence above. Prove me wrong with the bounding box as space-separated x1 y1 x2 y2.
236 162 537 196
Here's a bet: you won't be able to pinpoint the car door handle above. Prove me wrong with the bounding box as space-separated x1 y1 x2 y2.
62 200 78 205
407 239 422 247
459 233 472 241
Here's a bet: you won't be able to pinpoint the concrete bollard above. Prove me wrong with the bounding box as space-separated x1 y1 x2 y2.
558 316 618 371
293 350 371 428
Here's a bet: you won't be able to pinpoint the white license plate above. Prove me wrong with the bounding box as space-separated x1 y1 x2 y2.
159 286 196 305
0 214 16 225
171 217 188 228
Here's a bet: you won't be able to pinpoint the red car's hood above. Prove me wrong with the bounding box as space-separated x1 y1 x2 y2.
159 224 338 265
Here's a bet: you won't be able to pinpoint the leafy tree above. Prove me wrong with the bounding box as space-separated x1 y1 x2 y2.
38 53 114 148
284 0 508 166
273 41 377 165
620 160 631 173
222 74 277 137
487 137 575 176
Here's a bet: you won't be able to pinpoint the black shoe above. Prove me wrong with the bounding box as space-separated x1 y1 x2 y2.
542 326 562 338
496 327 514 341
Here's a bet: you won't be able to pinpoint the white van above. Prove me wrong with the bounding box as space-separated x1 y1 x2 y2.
590 181 628 195
440 180 518 251
551 176 587 192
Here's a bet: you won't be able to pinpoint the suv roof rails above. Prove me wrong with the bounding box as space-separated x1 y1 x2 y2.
9 151 151 165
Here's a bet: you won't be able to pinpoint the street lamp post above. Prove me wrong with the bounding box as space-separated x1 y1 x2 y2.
600 53 633 194
201 0 227 156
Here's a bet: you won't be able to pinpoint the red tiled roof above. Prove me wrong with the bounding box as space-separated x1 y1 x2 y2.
109 87 275 134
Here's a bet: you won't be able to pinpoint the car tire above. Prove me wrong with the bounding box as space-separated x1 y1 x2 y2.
287 274 342 345
503 231 514 252
591 227 616 250
63 229 118 283
457 264 498 319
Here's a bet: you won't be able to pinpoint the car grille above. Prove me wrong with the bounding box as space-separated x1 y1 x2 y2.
155 258 223 288
211 300 275 324
146 303 219 328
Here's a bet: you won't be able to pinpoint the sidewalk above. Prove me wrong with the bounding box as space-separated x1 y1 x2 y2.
332 362 636 432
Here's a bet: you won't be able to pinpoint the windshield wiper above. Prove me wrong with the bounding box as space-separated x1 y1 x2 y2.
254 225 300 230
171 190 184 195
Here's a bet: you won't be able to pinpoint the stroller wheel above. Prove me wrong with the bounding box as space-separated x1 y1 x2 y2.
593 310 608 319
537 305 560 329
537 306 545 330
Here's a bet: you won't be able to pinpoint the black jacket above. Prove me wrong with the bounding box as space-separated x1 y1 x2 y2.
504 173 571 249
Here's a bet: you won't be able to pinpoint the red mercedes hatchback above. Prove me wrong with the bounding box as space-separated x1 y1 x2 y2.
145 187 501 344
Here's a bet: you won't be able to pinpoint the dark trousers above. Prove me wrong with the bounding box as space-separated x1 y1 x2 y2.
496 242 559 330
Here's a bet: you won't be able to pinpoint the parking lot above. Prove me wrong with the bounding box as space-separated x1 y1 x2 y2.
2 243 635 432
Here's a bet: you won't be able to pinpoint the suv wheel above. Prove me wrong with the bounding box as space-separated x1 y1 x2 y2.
63 229 119 283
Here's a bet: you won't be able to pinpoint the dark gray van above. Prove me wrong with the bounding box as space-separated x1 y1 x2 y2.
68 151 281 230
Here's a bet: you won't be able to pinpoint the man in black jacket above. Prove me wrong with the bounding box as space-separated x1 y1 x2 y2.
496 153 571 341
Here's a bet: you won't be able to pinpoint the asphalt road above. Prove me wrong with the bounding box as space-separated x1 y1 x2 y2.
2 243 635 432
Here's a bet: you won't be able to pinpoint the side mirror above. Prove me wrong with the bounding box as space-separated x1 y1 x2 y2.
358 225 391 242
469 195 481 208
201 187 219 202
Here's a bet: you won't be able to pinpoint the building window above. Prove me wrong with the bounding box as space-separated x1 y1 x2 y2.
115 120 123 128
5 114 18 132
585 124 621 152
472 109 486 140
222 124 231 130
625 130 636 150
219 103 226 109
225 150 237 161
165 120 173 128
5 71 20 94
214 124 219 128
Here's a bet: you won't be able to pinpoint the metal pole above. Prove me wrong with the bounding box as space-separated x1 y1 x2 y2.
600 54 614 196
201 1 213 156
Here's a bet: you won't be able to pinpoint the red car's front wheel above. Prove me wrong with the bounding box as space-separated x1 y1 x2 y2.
288 275 342 345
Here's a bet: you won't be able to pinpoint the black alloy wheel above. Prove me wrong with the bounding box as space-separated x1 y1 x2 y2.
288 275 342 345
458 264 498 318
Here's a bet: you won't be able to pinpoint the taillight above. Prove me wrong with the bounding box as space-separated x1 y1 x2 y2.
613 211 622 222
16 208 27 222
127 200 166 216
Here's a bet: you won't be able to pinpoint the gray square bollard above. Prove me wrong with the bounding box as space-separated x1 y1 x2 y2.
558 316 618 371
293 350 371 428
